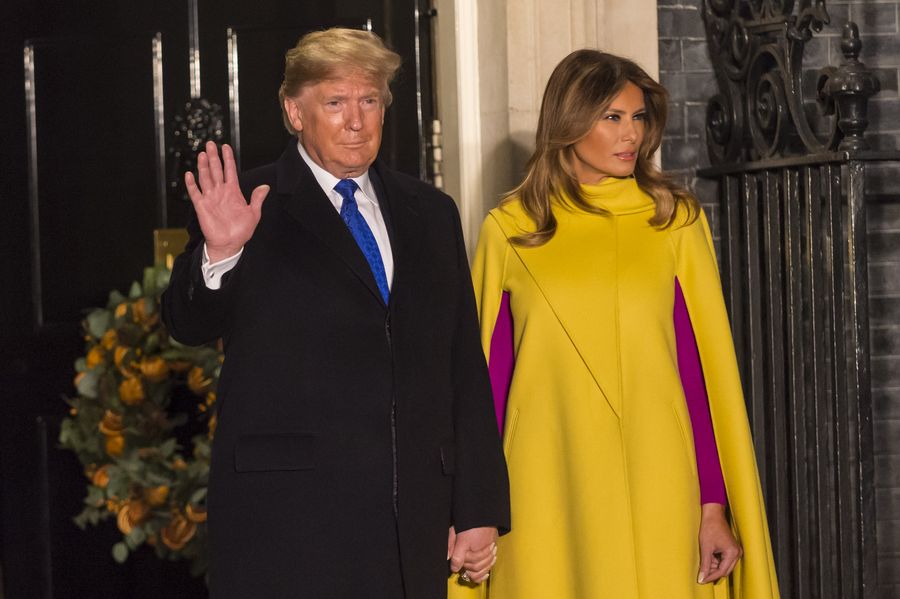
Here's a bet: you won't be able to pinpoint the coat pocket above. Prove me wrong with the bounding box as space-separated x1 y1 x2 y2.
234 433 315 473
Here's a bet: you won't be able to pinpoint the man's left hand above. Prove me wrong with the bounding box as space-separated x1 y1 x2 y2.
448 526 498 584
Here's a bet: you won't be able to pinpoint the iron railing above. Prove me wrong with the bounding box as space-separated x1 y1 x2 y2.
698 2 898 598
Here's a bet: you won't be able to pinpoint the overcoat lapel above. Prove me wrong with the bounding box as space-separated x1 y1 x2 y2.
275 141 386 307
492 209 622 419
370 160 424 300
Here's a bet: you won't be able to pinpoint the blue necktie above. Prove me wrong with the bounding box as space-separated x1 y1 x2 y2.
334 179 390 304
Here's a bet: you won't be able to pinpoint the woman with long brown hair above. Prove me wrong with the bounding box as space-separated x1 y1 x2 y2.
451 50 779 598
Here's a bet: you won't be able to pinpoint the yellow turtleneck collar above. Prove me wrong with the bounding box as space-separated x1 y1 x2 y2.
576 176 656 216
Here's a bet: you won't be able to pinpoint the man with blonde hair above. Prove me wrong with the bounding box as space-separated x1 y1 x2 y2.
162 27 509 599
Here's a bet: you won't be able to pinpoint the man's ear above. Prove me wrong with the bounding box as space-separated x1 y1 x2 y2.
284 97 304 132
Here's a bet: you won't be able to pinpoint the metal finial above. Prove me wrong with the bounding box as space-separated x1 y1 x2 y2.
821 21 880 151
840 22 862 61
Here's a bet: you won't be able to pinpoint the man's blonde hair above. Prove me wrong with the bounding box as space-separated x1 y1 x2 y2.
279 28 402 135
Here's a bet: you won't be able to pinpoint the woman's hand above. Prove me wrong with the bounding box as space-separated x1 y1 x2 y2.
698 502 742 584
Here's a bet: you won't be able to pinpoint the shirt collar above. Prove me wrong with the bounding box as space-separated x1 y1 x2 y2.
296 139 379 206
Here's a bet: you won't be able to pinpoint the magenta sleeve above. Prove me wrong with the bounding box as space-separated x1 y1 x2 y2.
674 278 727 505
488 292 515 433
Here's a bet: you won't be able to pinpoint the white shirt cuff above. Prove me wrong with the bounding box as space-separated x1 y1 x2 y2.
201 244 243 290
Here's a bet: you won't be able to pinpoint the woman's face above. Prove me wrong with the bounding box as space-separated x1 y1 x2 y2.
570 81 646 184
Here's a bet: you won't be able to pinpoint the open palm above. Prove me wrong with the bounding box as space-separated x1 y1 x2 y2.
185 141 270 262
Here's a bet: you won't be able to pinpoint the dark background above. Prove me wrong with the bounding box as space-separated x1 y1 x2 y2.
0 1 435 597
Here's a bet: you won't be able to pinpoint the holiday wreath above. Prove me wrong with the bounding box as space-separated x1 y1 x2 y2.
60 265 221 576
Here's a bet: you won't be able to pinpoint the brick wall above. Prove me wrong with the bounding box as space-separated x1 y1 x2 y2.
657 0 719 228
657 1 900 596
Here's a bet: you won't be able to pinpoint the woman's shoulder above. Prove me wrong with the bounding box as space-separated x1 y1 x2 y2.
488 196 526 219
667 198 709 236
485 197 535 237
667 200 718 265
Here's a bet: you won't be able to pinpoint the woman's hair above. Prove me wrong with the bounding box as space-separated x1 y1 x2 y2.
505 49 699 246
279 28 402 135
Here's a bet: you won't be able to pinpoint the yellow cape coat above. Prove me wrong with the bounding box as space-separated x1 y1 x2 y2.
449 177 779 599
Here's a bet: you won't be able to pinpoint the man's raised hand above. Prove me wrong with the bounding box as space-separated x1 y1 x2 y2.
185 141 270 263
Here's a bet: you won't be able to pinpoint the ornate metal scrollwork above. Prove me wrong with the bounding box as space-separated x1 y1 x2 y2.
702 1 880 163
167 98 225 202
166 0 227 203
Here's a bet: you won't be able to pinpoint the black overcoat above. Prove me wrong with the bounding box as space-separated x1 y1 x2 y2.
162 140 510 599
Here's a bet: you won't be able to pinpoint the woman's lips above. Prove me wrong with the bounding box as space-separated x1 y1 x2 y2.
615 152 637 161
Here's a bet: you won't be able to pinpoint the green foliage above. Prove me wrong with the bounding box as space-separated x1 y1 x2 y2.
112 542 129 564
61 265 219 577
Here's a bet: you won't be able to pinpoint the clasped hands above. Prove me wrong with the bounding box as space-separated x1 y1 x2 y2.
448 526 498 584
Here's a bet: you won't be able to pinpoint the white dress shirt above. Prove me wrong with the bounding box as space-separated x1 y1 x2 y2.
201 140 394 290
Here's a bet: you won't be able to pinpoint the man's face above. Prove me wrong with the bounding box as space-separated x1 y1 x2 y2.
285 70 385 179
